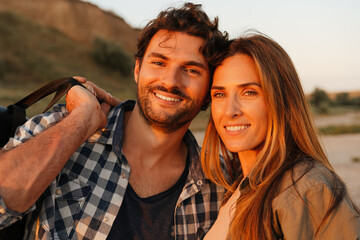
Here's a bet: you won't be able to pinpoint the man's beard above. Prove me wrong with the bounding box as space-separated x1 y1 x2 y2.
137 84 203 133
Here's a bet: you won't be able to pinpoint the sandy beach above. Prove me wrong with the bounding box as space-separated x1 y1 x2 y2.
321 133 360 206
316 111 360 206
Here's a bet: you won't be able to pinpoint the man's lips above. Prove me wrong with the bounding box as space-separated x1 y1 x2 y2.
154 92 182 102
149 85 190 101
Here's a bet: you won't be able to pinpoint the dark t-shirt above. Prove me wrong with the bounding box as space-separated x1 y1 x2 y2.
106 157 189 240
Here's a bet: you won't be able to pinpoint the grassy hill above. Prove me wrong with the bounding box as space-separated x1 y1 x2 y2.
0 10 137 116
0 0 139 52
0 0 141 116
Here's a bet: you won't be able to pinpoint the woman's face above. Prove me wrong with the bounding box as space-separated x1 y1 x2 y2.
211 54 268 154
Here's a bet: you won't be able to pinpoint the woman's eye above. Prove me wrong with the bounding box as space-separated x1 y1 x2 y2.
212 92 225 98
244 90 257 96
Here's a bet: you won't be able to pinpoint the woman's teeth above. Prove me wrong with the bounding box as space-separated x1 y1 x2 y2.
226 125 250 131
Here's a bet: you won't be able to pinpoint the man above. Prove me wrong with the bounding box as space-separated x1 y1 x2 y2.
0 3 228 239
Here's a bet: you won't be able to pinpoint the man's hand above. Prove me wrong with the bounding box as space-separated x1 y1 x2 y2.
66 77 122 133
66 85 108 134
73 76 121 106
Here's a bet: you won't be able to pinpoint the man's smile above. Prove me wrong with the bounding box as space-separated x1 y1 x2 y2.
154 92 182 102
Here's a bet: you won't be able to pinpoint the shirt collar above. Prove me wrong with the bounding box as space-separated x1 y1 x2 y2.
88 100 207 185
183 130 207 188
87 100 135 146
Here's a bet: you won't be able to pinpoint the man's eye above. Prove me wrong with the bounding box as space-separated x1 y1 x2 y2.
184 68 200 75
152 61 164 66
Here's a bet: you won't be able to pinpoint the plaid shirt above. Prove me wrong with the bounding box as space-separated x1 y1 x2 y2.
0 100 225 240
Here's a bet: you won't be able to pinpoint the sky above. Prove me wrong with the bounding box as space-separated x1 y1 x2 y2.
84 0 360 94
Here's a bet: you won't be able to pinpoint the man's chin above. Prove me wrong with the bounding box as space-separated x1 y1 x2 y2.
147 119 191 134
136 98 201 133
138 110 191 133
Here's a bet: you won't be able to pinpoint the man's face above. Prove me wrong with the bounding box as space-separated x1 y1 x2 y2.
134 30 210 133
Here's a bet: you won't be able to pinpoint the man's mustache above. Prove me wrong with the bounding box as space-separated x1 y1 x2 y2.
149 85 190 100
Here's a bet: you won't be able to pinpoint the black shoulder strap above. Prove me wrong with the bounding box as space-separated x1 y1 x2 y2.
0 77 83 148
14 77 83 112
7 105 26 135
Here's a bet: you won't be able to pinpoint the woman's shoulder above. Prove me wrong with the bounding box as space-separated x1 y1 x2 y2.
272 158 360 239
293 159 338 186
275 158 343 204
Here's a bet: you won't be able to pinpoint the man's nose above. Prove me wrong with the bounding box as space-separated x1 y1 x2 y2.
161 66 183 87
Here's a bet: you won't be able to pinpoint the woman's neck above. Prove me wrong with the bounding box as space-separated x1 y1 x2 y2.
238 150 258 177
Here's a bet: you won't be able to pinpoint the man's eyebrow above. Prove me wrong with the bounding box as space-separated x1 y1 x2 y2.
147 52 169 60
211 82 261 90
184 61 207 70
147 52 207 70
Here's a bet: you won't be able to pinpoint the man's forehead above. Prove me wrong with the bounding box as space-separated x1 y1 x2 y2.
145 30 206 60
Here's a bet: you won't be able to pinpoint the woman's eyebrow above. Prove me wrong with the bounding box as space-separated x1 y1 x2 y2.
210 86 225 90
211 82 261 90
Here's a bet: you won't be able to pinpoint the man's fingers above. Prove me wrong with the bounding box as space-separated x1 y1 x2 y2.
83 83 97 97
72 76 87 84
83 81 121 107
90 82 109 103
101 102 111 115
100 103 111 128
75 77 121 107
103 92 121 106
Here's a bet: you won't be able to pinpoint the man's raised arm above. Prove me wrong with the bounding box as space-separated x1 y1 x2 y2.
0 83 119 213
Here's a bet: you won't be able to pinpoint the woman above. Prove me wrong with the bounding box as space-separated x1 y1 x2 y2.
201 32 360 239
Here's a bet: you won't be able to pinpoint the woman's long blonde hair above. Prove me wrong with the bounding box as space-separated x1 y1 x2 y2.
201 32 354 239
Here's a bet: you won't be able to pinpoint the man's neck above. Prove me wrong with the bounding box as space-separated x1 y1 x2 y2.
122 104 189 165
121 104 189 197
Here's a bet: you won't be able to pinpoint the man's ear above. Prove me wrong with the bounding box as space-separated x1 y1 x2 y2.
201 94 211 111
134 59 140 84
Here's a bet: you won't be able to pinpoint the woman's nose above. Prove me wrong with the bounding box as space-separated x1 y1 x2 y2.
225 95 243 118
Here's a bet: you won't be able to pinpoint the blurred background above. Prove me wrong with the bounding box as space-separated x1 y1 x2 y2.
0 0 359 205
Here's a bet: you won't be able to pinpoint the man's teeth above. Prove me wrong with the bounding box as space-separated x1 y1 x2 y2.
155 93 181 102
226 125 250 131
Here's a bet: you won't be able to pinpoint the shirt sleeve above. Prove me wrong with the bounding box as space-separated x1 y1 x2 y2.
3 104 68 150
0 197 36 229
0 104 68 229
272 165 360 239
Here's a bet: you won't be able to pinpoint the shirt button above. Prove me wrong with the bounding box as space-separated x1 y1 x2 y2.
196 180 203 186
55 189 62 196
104 217 109 222
121 173 126 179
115 146 120 152
0 207 6 214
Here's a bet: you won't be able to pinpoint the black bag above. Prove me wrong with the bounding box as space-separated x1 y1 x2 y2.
0 77 83 147
0 77 83 240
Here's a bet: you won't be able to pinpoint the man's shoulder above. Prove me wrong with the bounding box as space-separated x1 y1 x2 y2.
23 103 68 130
3 104 68 150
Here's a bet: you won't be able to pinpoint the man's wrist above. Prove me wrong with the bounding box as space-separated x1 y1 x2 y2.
69 104 102 136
